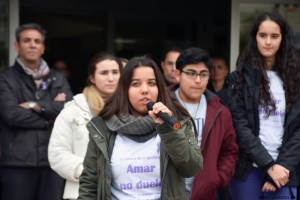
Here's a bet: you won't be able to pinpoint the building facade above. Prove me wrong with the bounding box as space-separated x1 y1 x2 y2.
0 0 299 87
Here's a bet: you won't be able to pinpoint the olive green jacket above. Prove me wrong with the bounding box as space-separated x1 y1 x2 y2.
78 116 203 200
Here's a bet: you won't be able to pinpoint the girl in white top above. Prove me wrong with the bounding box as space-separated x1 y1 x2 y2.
48 52 123 200
228 12 300 200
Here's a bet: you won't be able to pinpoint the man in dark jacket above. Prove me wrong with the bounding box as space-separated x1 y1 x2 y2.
174 47 239 200
160 46 182 91
0 23 73 200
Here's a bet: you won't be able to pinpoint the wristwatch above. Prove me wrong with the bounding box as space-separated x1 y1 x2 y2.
28 101 36 109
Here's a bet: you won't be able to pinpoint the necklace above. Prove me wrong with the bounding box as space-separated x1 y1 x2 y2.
178 91 201 119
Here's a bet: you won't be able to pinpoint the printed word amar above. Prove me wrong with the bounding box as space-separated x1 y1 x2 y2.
127 165 156 173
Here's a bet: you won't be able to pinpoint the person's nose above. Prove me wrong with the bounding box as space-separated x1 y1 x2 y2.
171 63 176 71
141 83 149 94
29 40 36 48
266 36 271 45
107 72 114 81
194 74 202 83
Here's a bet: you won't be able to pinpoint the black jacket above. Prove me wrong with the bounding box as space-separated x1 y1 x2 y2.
0 61 73 167
228 65 300 186
207 81 229 107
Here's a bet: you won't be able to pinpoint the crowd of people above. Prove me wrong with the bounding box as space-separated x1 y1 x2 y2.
0 11 300 200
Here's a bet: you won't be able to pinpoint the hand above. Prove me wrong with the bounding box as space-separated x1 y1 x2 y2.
54 93 66 101
19 102 40 112
19 102 30 109
267 164 289 188
262 182 276 192
148 102 172 124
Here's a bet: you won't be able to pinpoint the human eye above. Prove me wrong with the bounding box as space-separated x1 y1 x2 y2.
259 33 266 38
35 39 42 44
200 73 209 78
100 70 109 75
148 80 157 86
167 62 173 66
112 70 119 74
131 81 140 86
187 71 196 76
272 34 279 39
199 73 206 78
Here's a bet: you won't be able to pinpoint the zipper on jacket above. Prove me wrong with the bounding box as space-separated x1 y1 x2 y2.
90 119 113 198
253 86 260 136
89 120 104 138
35 91 40 100
201 108 222 151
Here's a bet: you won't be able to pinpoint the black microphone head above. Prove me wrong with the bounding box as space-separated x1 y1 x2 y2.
146 101 155 111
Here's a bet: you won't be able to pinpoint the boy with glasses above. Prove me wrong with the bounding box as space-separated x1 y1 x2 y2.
174 47 239 200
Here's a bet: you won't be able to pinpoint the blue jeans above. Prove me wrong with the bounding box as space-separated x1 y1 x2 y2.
228 167 296 200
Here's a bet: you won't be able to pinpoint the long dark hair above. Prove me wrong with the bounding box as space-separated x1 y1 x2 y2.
99 55 190 120
235 12 300 115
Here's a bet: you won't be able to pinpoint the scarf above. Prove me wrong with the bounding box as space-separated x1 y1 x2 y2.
17 58 50 88
105 114 157 143
83 85 105 116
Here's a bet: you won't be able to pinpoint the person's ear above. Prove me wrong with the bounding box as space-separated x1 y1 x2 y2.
161 61 165 70
89 75 95 84
14 41 20 53
175 69 180 82
41 44 45 55
225 67 229 76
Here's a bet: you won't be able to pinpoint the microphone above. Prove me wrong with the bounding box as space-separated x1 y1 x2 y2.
147 101 181 131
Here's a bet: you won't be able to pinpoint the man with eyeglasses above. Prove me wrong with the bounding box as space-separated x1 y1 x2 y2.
174 47 238 200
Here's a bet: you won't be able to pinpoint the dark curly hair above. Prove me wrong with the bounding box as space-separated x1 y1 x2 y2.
235 12 300 116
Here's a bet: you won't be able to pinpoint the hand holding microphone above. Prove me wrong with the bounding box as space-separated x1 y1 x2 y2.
147 101 181 131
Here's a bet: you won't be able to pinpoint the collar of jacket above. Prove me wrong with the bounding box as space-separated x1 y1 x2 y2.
200 89 223 150
12 60 58 92
203 89 219 103
73 94 91 114
65 93 93 121
239 63 262 87
87 117 113 159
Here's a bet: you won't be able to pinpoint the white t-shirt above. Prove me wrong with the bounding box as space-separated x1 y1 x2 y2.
175 88 207 198
175 89 207 144
110 133 161 200
254 71 285 167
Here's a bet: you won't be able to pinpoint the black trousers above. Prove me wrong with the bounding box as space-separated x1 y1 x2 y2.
218 186 233 200
0 166 64 200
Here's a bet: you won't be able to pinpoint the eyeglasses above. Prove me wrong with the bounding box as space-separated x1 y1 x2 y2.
181 70 210 81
